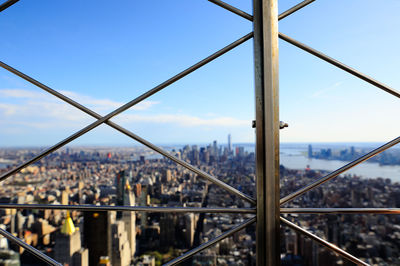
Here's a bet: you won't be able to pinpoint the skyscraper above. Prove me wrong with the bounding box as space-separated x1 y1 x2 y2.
116 171 128 206
111 221 131 266
122 190 136 257
213 140 218 157
228 134 232 153
116 171 136 258
84 211 112 266
54 212 88 266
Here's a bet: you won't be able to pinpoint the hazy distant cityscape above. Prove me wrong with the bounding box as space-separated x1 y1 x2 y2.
2 0 399 265
308 144 400 166
0 140 399 265
0 137 256 266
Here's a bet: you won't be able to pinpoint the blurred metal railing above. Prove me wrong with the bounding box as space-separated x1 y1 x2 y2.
1 0 397 265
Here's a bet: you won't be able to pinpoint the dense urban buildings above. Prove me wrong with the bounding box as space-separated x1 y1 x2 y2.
280 166 400 265
0 139 255 265
0 141 400 265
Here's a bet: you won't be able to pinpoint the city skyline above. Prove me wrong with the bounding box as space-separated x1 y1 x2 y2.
2 1 399 265
0 140 399 265
1 0 400 146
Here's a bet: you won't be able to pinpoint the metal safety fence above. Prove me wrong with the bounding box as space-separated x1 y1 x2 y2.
1 0 399 265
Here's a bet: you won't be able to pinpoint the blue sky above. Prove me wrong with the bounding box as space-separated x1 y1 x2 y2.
1 0 400 146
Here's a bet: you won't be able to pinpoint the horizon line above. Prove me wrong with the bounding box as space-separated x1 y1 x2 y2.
0 141 394 149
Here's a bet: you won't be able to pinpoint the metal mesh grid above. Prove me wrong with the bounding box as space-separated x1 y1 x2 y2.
1 0 397 265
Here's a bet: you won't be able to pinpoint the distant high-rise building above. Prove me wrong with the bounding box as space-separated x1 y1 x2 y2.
160 214 177 250
228 134 232 153
61 190 69 205
213 140 218 157
308 144 313 158
162 169 172 183
84 211 113 266
184 213 196 247
55 212 88 266
116 171 128 206
350 146 355 157
111 221 131 266
236 146 245 157
115 171 136 258
78 181 84 205
122 190 136 257
191 145 199 165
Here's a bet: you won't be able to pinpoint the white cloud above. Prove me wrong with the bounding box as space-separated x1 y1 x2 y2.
59 90 160 111
310 82 342 98
0 103 18 115
0 88 159 113
0 89 46 99
115 113 249 127
0 88 248 130
131 100 160 111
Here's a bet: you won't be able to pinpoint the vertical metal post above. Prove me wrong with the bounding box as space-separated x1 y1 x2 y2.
253 0 280 265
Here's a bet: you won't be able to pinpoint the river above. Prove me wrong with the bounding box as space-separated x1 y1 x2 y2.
279 143 400 182
2 143 400 182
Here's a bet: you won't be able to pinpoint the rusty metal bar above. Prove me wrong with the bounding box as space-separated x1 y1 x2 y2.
0 0 19 12
0 203 256 213
281 217 369 266
164 217 256 266
0 61 256 205
279 32 400 99
0 227 62 266
281 208 400 214
280 136 400 205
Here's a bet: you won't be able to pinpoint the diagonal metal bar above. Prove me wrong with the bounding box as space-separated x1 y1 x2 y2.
280 136 400 205
0 61 256 205
279 32 400 99
0 203 256 213
281 208 400 214
281 217 369 266
0 61 103 120
164 217 256 266
208 0 315 22
0 33 256 204
278 0 315 20
0 227 62 266
208 0 253 21
0 0 19 12
211 0 399 99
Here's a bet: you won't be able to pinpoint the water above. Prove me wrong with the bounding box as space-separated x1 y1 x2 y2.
280 143 400 182
2 143 400 181
240 143 400 182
